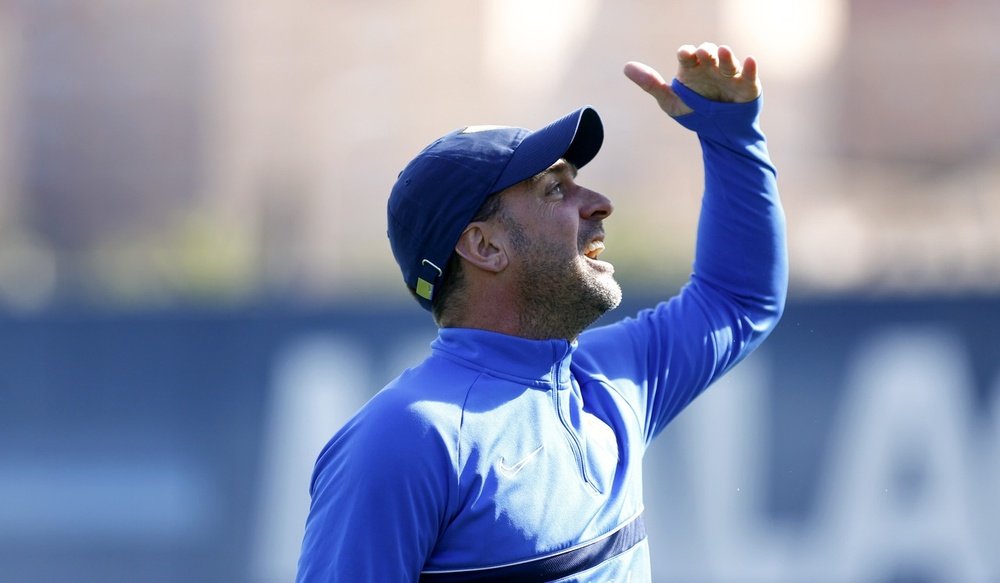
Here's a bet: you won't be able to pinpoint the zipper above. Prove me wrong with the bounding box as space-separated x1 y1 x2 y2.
553 385 600 493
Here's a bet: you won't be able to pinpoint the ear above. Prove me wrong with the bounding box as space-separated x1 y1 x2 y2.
454 221 508 274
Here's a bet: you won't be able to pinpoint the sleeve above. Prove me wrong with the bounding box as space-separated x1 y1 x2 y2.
295 393 456 582
578 79 787 445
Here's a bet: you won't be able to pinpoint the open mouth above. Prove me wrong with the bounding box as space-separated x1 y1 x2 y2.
583 239 605 260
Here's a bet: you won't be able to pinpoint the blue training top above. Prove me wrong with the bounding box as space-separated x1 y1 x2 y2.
297 80 788 582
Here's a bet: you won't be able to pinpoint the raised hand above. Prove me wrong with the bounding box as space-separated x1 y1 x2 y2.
624 42 761 117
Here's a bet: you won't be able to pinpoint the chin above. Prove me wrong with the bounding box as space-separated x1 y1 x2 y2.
587 272 623 314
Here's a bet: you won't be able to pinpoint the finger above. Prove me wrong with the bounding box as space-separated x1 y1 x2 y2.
623 61 668 95
676 44 698 69
742 55 759 86
624 60 690 116
695 42 720 68
717 45 741 78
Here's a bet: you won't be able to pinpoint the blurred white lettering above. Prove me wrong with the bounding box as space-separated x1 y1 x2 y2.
248 332 434 583
812 328 991 581
248 335 370 583
648 326 999 582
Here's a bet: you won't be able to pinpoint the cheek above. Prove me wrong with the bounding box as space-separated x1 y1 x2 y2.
515 231 578 269
538 222 580 257
540 208 580 241
509 203 581 255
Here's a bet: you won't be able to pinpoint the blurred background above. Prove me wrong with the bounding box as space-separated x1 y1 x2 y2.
1 0 998 581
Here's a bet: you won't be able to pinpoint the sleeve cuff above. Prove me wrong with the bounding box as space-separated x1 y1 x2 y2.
670 78 764 142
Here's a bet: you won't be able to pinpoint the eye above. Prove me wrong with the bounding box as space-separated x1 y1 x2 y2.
546 181 564 197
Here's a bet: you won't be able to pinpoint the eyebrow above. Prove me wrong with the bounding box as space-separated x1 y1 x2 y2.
528 159 578 185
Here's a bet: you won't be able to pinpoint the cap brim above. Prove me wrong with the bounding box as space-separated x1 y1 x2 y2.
491 106 604 194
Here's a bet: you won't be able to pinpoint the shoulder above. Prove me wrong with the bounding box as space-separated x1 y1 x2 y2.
573 308 665 375
300 360 471 580
314 354 476 477
370 354 479 430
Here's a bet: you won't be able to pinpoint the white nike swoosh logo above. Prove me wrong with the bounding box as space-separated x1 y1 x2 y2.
498 445 544 477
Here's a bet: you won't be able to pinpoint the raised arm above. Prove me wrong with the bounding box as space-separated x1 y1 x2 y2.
623 41 785 305
577 43 786 442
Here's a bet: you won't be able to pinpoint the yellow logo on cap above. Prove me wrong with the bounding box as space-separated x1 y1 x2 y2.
416 278 434 300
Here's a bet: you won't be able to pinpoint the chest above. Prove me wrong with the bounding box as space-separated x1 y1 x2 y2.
429 383 644 568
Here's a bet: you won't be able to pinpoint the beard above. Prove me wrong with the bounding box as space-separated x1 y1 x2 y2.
504 217 623 340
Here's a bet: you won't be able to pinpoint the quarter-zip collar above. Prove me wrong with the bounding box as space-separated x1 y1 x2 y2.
432 327 576 389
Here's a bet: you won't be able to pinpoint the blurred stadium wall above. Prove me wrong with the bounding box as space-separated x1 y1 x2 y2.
2 298 998 582
1 1 999 582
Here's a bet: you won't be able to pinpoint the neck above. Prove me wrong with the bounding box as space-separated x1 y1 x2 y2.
440 280 597 342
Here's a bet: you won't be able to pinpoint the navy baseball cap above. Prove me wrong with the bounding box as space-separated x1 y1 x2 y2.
387 106 604 311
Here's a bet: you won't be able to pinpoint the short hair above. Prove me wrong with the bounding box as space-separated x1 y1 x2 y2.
429 192 506 324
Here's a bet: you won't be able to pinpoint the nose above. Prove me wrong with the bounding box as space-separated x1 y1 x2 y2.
579 187 614 221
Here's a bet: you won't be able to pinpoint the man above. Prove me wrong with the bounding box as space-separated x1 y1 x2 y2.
297 42 787 582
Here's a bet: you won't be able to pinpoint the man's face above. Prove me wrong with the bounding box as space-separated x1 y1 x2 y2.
495 159 622 338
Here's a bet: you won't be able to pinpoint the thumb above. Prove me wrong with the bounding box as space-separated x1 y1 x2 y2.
623 61 668 95
623 61 690 117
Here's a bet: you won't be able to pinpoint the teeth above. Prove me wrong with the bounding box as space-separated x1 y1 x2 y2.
584 240 605 259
